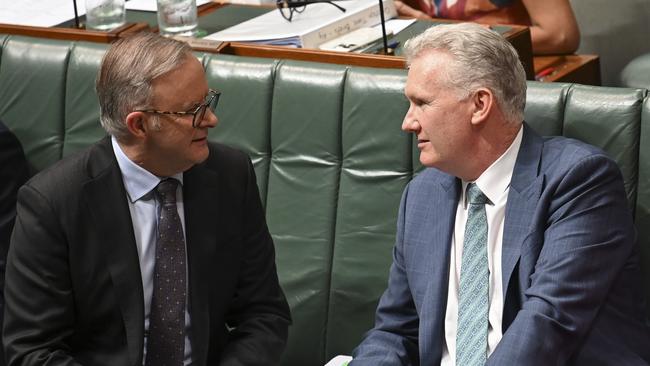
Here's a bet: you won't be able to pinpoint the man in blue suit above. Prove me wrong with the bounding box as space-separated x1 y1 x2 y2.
351 23 650 365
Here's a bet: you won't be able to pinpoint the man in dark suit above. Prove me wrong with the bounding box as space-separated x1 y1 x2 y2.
3 32 290 366
351 23 650 365
0 120 29 366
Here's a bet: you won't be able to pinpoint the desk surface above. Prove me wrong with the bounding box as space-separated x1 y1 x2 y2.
1 3 540 80
534 54 601 85
198 4 534 78
0 21 148 43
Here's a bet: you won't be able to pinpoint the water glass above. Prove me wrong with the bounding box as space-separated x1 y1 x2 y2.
85 0 126 31
157 0 199 37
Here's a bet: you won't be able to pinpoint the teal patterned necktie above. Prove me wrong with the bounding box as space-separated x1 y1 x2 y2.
456 183 489 366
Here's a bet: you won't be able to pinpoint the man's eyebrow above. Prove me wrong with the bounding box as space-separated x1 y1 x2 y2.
184 100 201 111
404 89 424 103
181 92 209 111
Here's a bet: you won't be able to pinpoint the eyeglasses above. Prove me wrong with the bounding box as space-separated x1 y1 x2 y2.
135 89 221 128
276 0 346 22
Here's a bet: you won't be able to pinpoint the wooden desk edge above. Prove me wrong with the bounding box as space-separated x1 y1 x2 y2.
0 4 533 75
534 54 601 85
0 22 149 43
196 5 533 76
219 42 406 69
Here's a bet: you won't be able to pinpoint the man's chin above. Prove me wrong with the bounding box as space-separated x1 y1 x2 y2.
194 148 210 165
419 155 438 169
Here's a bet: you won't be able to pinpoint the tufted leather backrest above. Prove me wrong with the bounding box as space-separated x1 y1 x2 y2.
1 35 649 366
206 56 412 363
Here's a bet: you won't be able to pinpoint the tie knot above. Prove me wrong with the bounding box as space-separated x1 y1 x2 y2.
156 178 179 205
466 183 488 205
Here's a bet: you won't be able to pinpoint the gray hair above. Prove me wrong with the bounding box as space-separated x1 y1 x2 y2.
403 22 526 123
96 32 194 139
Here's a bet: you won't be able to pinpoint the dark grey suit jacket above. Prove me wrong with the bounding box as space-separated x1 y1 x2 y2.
352 124 650 365
3 137 291 366
0 121 29 366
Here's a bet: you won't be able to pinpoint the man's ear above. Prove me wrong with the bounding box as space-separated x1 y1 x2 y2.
470 88 493 125
125 111 149 139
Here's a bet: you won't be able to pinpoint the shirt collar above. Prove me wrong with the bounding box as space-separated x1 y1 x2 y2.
461 125 523 208
111 136 183 203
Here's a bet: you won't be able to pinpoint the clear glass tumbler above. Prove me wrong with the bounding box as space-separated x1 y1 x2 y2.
85 0 126 31
156 0 198 37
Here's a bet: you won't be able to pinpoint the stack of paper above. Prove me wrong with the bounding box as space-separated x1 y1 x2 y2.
0 0 212 27
204 0 397 48
318 27 389 52
0 0 87 27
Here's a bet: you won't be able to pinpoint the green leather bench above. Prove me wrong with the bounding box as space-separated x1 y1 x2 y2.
1 34 649 366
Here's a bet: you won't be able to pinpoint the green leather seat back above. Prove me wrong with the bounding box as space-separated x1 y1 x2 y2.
635 93 650 315
563 85 643 205
63 42 107 157
268 61 347 364
204 54 277 203
0 36 71 171
326 67 410 358
525 83 642 206
0 35 8 54
524 82 568 136
204 56 411 364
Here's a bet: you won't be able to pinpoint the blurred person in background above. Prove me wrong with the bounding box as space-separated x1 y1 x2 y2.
395 0 580 54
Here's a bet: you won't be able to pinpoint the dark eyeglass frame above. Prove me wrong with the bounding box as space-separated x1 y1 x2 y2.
135 89 221 128
276 0 346 22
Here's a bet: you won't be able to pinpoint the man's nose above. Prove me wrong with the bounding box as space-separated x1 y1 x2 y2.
202 108 218 128
401 116 419 132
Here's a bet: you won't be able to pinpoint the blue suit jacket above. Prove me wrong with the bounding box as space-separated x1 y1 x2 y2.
352 124 650 365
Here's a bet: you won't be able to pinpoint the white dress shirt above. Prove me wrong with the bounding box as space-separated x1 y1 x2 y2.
111 137 193 365
441 126 523 365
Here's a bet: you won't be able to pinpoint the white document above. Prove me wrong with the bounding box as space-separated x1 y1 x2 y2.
0 0 87 27
318 18 416 52
374 17 416 35
126 0 212 12
0 0 215 27
204 0 397 48
324 355 353 366
319 27 391 52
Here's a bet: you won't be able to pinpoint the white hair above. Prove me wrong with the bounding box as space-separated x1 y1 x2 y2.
404 22 527 123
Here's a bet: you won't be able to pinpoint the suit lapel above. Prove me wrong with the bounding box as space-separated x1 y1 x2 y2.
81 138 144 366
420 174 460 362
428 175 460 307
182 162 220 365
501 124 544 315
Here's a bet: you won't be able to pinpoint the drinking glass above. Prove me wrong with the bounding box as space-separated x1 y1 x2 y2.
85 0 126 31
157 0 198 37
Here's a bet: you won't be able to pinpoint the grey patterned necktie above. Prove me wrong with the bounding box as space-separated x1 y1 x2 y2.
456 183 489 366
145 178 186 366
